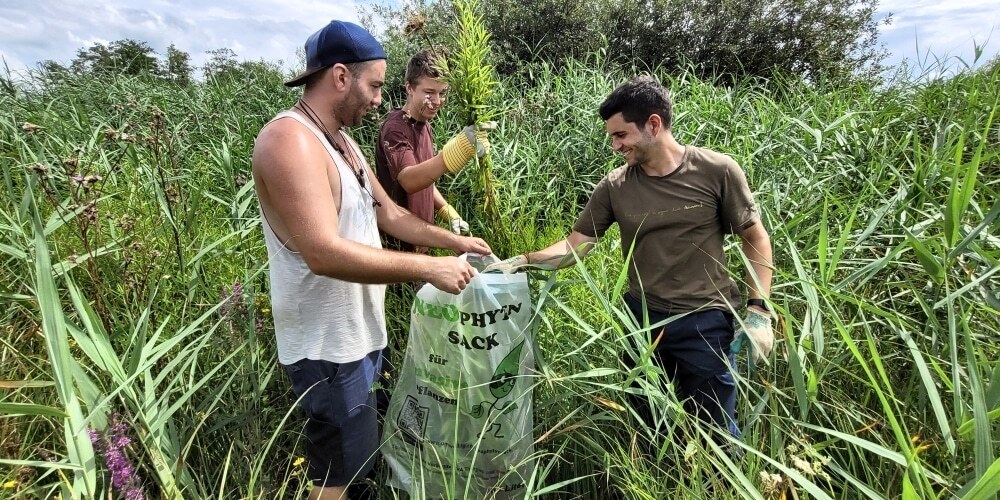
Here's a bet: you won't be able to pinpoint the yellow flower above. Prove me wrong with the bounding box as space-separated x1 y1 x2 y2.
293 457 305 467
3 480 17 489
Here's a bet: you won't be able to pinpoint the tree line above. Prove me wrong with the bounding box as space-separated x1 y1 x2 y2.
363 0 889 85
37 39 282 86
32 0 889 88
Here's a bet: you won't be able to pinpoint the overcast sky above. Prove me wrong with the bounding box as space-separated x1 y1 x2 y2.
1 0 997 79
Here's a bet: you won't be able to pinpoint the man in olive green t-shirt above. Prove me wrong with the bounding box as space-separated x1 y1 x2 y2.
486 76 774 439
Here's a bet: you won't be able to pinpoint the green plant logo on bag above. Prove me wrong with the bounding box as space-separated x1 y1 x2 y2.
467 339 525 426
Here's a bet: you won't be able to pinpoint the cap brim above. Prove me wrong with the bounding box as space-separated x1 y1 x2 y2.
284 66 323 87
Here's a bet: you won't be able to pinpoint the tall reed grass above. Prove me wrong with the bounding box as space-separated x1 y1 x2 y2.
1 51 997 498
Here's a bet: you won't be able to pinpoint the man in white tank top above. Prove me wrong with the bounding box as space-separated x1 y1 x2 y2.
252 20 492 500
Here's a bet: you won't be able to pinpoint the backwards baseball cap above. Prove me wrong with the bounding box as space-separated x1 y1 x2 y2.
284 20 387 87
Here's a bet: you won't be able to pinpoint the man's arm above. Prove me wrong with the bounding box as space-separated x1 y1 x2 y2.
525 231 598 269
252 119 481 293
433 186 448 211
736 220 775 364
485 231 597 273
370 167 488 254
378 124 447 194
739 221 773 304
394 126 489 193
397 155 449 193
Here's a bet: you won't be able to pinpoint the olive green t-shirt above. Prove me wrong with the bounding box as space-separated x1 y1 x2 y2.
573 145 759 313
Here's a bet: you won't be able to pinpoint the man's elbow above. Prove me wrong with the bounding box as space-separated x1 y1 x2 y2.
300 246 346 278
302 255 335 277
398 173 430 194
742 230 772 257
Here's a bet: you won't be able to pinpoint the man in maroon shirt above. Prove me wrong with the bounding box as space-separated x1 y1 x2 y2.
373 49 490 416
375 49 490 253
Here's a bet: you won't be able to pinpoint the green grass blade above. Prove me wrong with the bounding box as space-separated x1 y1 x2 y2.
965 311 995 479
29 180 96 497
962 456 1000 500
0 402 68 418
899 329 956 455
944 126 968 248
905 230 945 284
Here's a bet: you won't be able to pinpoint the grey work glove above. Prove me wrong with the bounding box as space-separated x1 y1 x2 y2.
482 254 528 274
731 307 774 364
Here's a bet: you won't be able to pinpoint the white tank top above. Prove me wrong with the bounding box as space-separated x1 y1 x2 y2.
259 111 387 365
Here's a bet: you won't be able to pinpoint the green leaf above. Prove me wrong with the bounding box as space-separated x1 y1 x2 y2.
900 330 956 454
905 231 944 284
902 472 919 500
0 402 68 418
962 456 1000 499
29 177 97 496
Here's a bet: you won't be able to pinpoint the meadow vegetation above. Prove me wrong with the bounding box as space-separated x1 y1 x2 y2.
1 31 998 500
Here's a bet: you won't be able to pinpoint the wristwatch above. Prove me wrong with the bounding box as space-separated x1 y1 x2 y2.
747 298 768 311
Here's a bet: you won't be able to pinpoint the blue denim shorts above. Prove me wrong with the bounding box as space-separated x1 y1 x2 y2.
284 350 382 487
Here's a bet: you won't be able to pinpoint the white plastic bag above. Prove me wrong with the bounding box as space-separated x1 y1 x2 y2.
382 254 535 499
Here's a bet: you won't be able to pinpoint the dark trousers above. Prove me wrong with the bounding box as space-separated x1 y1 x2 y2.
623 294 740 438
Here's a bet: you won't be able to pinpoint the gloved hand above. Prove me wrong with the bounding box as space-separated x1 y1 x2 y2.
731 307 774 364
483 254 528 274
438 204 469 235
441 123 494 174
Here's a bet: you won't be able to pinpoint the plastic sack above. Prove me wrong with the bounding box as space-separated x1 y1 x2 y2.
382 254 535 499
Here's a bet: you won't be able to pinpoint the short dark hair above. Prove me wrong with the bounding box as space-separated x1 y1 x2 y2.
404 49 445 86
598 76 673 130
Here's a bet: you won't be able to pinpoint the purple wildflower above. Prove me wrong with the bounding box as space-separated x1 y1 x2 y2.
219 281 245 319
88 414 145 500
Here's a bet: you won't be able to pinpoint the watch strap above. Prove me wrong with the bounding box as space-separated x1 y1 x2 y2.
747 298 768 311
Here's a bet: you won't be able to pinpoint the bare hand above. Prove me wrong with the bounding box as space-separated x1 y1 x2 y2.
453 236 491 256
426 256 476 294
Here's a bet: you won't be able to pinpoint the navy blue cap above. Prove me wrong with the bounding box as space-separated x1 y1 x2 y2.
284 20 386 87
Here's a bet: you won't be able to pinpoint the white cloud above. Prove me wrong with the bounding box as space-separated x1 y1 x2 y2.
0 0 361 77
877 0 998 68
1 0 997 79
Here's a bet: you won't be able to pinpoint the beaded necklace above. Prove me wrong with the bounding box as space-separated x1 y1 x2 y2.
295 99 382 208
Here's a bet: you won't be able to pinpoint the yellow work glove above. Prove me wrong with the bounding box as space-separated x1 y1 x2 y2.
483 254 529 274
732 307 774 365
441 123 492 174
437 203 469 235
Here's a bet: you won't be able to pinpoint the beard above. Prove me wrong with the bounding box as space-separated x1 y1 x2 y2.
624 131 655 167
336 81 370 128
625 144 649 168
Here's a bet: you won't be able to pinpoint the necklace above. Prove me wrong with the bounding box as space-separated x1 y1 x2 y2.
295 99 382 208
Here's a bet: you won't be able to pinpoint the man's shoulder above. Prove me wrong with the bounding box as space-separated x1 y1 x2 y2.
604 164 631 184
378 109 410 131
687 145 739 170
379 109 423 146
257 111 307 142
255 114 300 156
253 114 325 174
